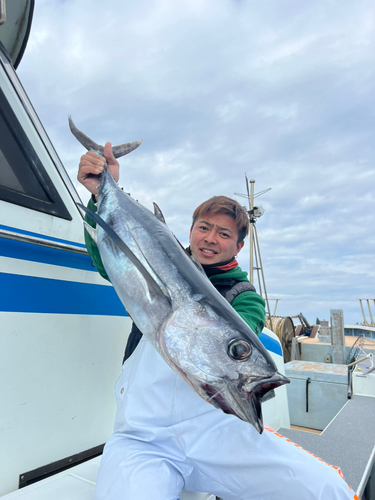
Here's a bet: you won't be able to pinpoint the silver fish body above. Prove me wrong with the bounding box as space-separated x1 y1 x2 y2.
71 119 289 433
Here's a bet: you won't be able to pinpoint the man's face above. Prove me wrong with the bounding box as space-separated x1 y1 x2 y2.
189 212 245 265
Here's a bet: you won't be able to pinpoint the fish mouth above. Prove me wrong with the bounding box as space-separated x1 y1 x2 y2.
204 372 290 434
246 373 290 433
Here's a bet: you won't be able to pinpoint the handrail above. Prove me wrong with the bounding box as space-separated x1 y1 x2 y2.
0 228 88 255
347 354 372 368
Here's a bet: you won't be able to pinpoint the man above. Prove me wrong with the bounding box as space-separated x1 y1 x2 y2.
78 144 359 500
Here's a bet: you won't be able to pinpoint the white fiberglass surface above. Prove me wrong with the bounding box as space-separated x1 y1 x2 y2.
261 328 291 431
0 313 130 496
0 457 215 500
0 458 100 500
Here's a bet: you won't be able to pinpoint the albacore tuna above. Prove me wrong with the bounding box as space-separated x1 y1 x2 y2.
69 117 289 434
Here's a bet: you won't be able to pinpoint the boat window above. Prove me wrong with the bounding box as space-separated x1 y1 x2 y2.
0 87 71 220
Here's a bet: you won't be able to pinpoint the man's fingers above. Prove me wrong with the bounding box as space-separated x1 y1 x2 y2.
80 159 105 172
80 153 105 167
102 142 120 183
103 142 116 164
76 167 100 195
78 164 103 178
77 142 120 195
85 151 102 160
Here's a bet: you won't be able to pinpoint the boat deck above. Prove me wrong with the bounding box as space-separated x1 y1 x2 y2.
280 394 375 498
298 336 375 348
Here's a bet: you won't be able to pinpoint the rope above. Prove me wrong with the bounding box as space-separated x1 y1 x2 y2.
265 316 295 362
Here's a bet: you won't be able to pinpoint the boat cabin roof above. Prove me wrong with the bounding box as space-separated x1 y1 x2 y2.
0 0 34 68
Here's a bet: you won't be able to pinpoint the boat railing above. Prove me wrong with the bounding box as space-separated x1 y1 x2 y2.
0 227 88 255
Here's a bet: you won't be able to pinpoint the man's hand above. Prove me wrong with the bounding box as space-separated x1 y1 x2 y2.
77 142 119 196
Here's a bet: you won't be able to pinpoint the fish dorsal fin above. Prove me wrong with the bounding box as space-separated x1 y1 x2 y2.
153 202 166 224
83 221 97 244
69 116 142 158
151 201 206 277
152 202 190 261
78 204 171 305
190 250 207 276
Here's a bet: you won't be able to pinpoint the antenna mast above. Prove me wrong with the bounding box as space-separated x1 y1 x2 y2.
235 177 273 329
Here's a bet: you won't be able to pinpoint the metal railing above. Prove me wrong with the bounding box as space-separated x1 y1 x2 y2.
0 228 88 255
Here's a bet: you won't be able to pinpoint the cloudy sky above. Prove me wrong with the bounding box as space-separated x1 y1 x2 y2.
17 0 375 325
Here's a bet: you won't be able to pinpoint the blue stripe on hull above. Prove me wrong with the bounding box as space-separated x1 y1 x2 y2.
1 273 283 356
0 237 96 272
259 332 283 357
0 272 127 316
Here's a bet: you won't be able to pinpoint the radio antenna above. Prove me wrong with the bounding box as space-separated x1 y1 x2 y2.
235 177 273 329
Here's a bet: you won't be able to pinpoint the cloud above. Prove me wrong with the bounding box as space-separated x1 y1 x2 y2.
16 0 375 324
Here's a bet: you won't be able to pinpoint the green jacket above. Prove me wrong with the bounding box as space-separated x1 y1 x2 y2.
84 198 265 335
209 267 265 335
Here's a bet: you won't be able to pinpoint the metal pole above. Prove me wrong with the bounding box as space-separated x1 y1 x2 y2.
253 236 262 296
253 224 273 331
249 179 255 284
330 309 345 364
358 299 370 326
273 299 279 316
366 299 375 327
347 354 371 368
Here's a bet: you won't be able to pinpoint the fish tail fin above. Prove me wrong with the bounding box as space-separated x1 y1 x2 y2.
68 116 142 158
112 141 143 158
68 116 104 155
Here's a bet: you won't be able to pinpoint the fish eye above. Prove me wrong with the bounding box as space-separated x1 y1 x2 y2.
228 339 252 361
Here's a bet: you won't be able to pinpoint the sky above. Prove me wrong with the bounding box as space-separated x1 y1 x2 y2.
16 0 375 326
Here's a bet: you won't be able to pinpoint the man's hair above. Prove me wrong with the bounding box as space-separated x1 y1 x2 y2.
191 196 249 244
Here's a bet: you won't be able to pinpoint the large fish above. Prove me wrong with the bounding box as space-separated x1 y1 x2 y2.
69 117 289 433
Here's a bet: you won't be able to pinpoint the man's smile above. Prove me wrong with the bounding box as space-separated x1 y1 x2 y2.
200 248 217 255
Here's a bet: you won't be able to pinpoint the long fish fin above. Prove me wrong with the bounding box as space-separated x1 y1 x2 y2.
153 202 166 223
69 117 142 158
83 221 98 244
78 204 171 305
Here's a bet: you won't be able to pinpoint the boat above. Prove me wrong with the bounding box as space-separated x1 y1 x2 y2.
0 1 130 496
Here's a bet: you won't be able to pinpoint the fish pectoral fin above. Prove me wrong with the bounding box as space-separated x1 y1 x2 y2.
77 204 172 305
69 116 142 158
83 221 98 244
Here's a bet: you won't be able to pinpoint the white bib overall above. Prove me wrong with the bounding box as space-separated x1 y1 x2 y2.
95 338 358 500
